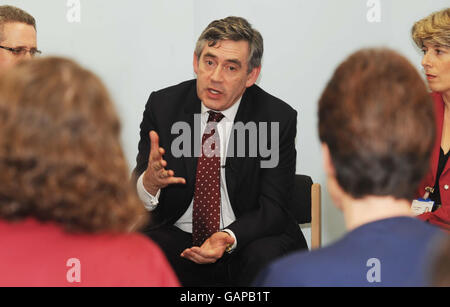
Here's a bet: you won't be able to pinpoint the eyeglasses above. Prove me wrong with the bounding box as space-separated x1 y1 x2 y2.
0 45 42 57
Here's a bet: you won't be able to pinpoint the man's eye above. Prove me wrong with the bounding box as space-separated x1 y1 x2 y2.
12 48 22 55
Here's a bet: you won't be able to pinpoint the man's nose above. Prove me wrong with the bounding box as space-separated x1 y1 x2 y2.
211 66 224 82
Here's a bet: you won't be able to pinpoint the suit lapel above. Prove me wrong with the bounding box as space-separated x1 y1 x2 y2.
436 94 450 179
182 81 202 191
432 94 445 182
225 87 254 207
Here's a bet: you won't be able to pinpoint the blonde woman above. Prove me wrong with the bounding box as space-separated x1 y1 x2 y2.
413 8 450 231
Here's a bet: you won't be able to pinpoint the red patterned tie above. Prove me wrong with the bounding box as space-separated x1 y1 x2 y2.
192 111 225 246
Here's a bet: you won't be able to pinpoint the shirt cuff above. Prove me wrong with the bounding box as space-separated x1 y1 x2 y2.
221 229 238 253
137 172 160 211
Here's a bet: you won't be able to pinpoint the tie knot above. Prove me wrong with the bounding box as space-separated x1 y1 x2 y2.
207 111 225 123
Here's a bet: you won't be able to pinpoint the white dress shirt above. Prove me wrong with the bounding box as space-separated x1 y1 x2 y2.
137 99 242 249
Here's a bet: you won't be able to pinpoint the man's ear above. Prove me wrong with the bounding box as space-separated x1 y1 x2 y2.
245 66 261 88
193 52 199 75
321 143 336 177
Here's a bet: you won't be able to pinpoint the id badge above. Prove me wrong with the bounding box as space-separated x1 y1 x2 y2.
411 199 434 216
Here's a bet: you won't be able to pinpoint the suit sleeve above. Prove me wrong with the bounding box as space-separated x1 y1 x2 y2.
133 92 158 182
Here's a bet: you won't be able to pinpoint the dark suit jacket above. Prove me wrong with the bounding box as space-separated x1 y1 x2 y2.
134 79 302 250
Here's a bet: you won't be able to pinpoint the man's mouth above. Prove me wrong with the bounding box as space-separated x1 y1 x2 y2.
208 88 223 95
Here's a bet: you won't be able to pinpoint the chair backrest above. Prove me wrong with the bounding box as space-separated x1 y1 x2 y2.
290 175 313 224
289 174 322 249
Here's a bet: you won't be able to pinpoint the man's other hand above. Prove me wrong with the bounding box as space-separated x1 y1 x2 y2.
180 232 235 264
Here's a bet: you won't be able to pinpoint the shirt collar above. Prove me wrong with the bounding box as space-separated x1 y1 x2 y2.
201 97 242 123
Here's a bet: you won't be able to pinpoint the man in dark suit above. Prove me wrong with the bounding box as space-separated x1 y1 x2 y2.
134 16 307 286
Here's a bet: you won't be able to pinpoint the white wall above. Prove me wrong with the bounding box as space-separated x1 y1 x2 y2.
2 0 449 247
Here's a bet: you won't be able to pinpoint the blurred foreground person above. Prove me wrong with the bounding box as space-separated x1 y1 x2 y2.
0 5 40 71
430 236 450 286
412 8 450 231
0 57 179 287
254 48 444 287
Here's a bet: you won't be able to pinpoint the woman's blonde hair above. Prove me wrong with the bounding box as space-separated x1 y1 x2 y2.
0 57 147 233
412 8 450 48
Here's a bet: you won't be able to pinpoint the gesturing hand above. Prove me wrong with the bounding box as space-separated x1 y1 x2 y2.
180 232 235 264
143 131 186 196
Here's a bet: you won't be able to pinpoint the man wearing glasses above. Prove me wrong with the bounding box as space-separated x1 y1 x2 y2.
0 5 41 71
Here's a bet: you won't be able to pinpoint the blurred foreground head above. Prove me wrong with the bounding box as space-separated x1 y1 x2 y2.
0 57 146 233
319 48 435 200
431 236 450 286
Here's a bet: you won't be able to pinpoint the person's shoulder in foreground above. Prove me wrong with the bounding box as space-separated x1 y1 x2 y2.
254 217 443 287
0 218 179 287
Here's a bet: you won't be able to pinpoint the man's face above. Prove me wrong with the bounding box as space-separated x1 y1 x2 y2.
0 22 37 70
194 39 261 111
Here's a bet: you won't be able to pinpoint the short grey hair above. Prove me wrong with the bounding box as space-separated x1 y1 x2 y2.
194 16 263 73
